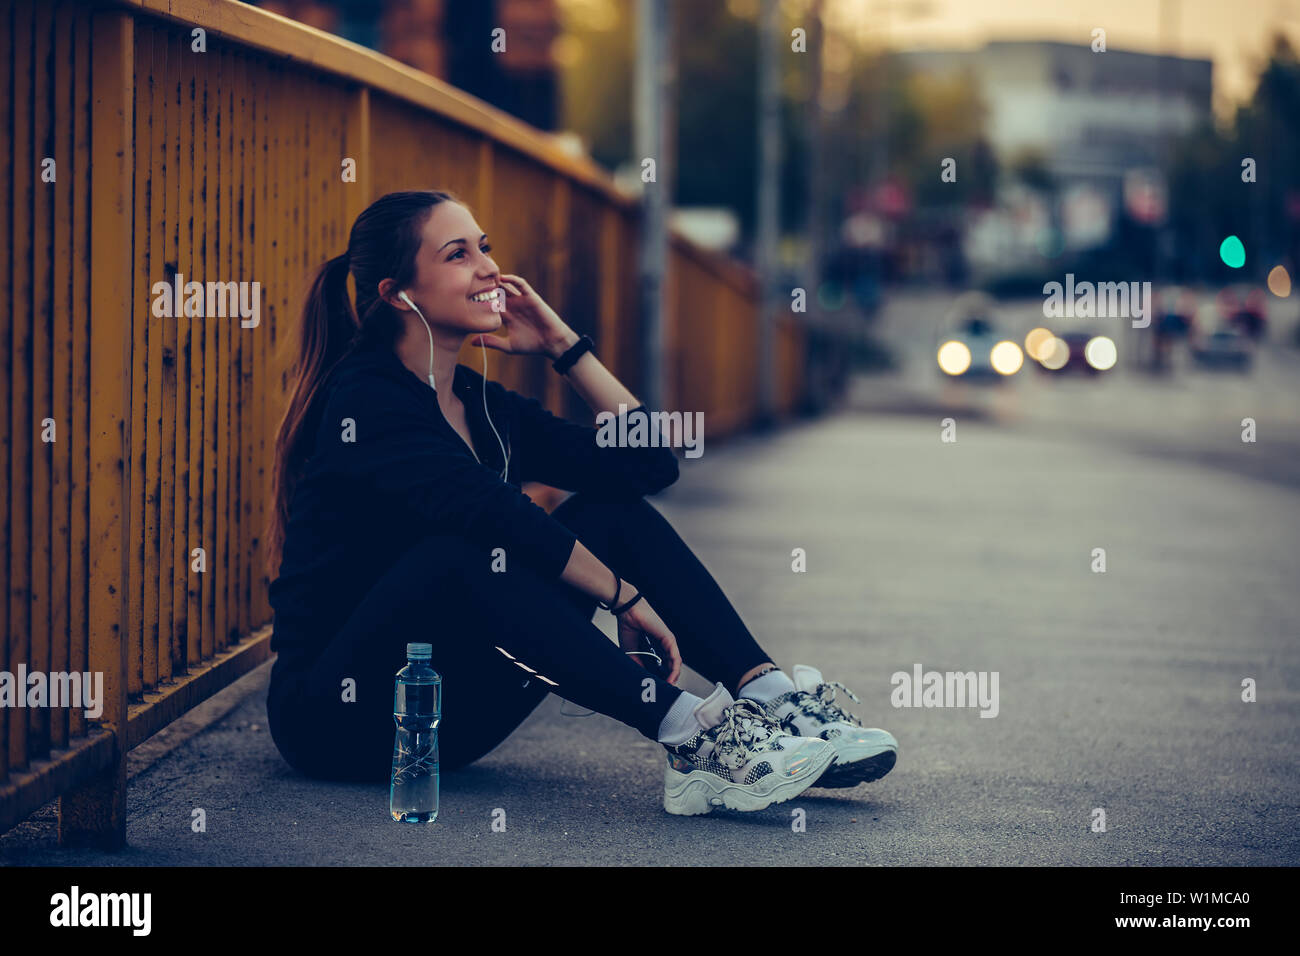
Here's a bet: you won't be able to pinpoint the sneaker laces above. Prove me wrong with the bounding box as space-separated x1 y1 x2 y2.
791 680 863 728
710 698 786 770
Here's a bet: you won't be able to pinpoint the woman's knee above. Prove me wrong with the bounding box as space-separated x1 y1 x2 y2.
554 491 651 514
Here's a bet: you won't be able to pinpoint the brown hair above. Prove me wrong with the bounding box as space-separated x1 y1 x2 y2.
265 188 465 578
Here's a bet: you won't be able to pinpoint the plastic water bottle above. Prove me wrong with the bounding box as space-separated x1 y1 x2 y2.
390 642 441 823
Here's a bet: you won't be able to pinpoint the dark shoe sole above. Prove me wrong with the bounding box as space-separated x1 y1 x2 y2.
813 748 896 788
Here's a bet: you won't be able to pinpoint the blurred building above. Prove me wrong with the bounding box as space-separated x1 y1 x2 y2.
902 41 1213 277
915 42 1211 185
902 41 1212 186
255 0 562 130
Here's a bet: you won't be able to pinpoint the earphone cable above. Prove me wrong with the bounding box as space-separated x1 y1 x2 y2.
480 331 511 480
405 290 509 481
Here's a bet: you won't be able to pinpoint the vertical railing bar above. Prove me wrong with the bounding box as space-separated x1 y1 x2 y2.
62 5 134 849
171 16 188 681
154 15 174 685
9 0 34 779
198 37 214 664
184 32 201 671
126 15 148 699
69 0 91 744
250 50 268 626
140 19 161 692
212 41 227 658
239 48 255 638
0 0 16 784
31 0 54 762
50 0 75 753
222 43 238 649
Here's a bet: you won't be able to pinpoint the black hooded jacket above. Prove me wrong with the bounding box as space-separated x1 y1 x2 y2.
267 339 680 674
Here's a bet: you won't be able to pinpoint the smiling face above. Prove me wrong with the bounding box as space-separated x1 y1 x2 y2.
390 201 504 334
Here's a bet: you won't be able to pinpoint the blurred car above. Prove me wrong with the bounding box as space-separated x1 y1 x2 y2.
1192 327 1253 371
936 312 1024 380
1217 285 1268 340
1034 329 1117 375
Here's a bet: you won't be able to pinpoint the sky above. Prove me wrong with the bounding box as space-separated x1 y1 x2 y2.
562 0 1300 122
820 0 1300 120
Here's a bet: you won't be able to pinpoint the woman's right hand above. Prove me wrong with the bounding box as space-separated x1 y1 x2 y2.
615 595 682 685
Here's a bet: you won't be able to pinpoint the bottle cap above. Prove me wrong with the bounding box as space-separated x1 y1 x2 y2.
406 642 432 660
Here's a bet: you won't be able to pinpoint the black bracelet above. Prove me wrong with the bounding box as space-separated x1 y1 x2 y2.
552 334 594 375
595 568 621 611
611 590 644 616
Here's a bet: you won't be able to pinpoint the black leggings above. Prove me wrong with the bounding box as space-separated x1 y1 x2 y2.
266 492 774 783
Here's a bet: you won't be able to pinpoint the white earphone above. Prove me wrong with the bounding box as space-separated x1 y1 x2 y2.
398 289 510 480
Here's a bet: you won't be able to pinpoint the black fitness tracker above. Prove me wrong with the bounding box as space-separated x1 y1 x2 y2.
552 334 595 375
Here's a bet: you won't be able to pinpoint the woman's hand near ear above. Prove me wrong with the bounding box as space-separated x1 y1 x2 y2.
475 273 579 359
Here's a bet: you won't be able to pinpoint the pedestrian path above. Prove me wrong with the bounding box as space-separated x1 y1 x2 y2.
3 403 1296 865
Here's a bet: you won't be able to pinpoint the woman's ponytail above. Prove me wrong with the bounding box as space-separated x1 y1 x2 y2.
266 252 357 578
266 188 464 581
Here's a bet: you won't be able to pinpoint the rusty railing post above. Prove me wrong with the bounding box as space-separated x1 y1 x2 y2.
59 6 133 849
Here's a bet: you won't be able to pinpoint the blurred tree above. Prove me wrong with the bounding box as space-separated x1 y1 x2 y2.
1232 32 1300 278
556 0 636 172
898 66 997 210
556 0 997 265
1167 31 1300 284
558 0 815 251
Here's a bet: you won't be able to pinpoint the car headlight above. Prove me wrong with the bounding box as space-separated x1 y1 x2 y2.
1024 327 1053 361
1085 336 1117 370
990 341 1024 375
1039 337 1069 369
937 340 972 375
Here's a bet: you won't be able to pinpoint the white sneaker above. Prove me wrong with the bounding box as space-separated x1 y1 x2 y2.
753 665 898 788
662 683 836 815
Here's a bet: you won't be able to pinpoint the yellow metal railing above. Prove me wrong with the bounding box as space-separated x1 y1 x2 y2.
0 0 805 846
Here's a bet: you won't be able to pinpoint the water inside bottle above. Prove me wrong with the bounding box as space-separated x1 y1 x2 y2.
391 669 440 823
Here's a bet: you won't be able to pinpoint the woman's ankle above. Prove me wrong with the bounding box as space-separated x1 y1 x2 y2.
731 662 778 696
656 690 706 746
